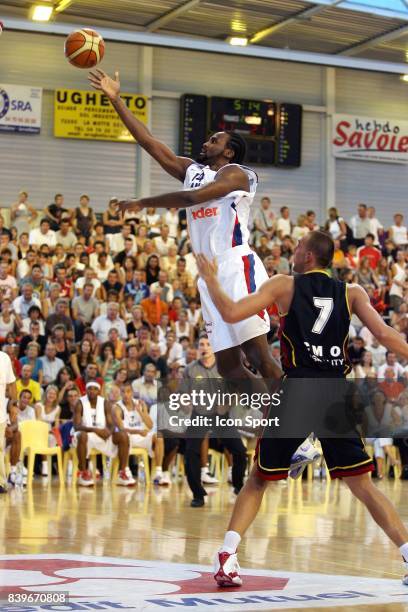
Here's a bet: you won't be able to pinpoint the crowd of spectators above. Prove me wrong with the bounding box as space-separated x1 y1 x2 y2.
2 190 408 485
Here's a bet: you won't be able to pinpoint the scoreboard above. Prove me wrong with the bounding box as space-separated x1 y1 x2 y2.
180 94 302 167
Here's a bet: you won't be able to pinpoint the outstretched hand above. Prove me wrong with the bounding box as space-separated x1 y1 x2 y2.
88 69 120 101
196 254 218 282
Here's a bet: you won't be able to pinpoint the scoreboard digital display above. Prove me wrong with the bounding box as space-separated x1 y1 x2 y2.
179 94 302 167
210 97 276 138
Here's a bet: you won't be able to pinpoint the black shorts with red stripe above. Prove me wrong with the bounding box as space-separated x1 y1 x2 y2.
255 436 374 480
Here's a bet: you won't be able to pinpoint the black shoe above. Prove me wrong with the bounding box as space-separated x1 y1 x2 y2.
0 485 8 494
190 497 205 507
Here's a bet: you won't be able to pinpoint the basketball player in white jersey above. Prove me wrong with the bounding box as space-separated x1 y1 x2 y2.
112 382 166 484
89 70 318 474
73 381 136 487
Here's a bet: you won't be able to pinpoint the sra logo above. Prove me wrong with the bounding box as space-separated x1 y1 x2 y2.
0 88 10 119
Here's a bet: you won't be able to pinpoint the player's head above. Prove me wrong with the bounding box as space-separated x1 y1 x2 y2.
293 231 334 273
197 131 246 165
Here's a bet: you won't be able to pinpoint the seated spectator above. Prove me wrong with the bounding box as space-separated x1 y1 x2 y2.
97 341 121 390
101 269 123 302
268 246 290 275
21 305 45 336
174 309 193 343
280 236 295 261
13 283 41 319
75 267 101 298
0 298 20 341
120 344 141 382
255 236 272 259
354 257 379 292
35 384 61 474
124 269 149 303
55 266 73 300
73 381 134 487
40 343 64 386
132 363 158 408
378 368 405 402
160 244 178 276
291 214 310 241
110 223 136 256
29 218 56 250
153 224 176 256
16 389 36 422
108 328 126 360
164 331 183 366
72 282 100 341
19 341 43 385
377 352 405 380
332 240 347 269
55 219 77 250
150 270 174 304
388 213 408 247
141 288 169 327
369 337 387 369
141 343 168 379
134 224 149 251
19 320 47 357
0 261 18 300
16 365 41 403
171 257 195 298
45 299 74 338
142 207 161 237
50 324 72 363
145 254 160 285
348 336 366 366
357 234 381 270
92 302 128 343
354 351 376 379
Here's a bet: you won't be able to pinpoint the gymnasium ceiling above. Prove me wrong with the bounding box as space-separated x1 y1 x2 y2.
3 0 408 66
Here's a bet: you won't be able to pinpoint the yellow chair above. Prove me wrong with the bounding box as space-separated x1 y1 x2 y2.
19 420 64 486
208 448 224 482
63 447 107 485
386 446 401 480
111 448 150 485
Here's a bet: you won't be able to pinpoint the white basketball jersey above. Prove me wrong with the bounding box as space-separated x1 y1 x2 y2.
118 400 143 430
184 163 258 258
81 394 105 428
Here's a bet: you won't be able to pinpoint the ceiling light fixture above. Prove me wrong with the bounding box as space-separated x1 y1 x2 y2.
227 36 248 46
31 4 53 21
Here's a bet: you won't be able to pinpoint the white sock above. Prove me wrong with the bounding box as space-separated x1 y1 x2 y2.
201 466 208 475
10 466 16 473
155 466 162 475
221 530 241 554
399 543 408 562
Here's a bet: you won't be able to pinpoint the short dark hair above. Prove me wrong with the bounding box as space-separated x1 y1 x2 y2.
366 233 375 240
40 218 50 225
305 231 334 268
225 131 247 164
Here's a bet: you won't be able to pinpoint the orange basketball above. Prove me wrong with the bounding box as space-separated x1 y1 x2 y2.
64 29 105 69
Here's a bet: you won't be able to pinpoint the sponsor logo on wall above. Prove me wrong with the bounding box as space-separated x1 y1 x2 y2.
0 554 407 610
0 84 42 134
332 114 408 164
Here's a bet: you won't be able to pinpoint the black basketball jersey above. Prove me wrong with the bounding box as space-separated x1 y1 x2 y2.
278 270 351 377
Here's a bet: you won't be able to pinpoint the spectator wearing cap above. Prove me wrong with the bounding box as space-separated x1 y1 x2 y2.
45 299 74 338
13 283 41 319
55 219 77 250
103 198 123 236
29 218 57 250
91 302 128 343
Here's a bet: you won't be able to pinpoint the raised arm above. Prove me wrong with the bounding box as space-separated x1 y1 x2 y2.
348 283 408 360
118 165 249 214
196 254 290 323
88 69 192 182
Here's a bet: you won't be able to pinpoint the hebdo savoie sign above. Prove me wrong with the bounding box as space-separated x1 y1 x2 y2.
332 114 408 164
0 83 42 133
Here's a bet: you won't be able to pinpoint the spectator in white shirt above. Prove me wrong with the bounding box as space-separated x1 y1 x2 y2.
91 302 127 343
40 343 64 386
132 364 158 408
12 284 41 319
108 223 136 255
388 213 408 247
377 352 405 380
367 206 383 246
75 267 101 297
369 337 387 369
29 218 56 250
153 225 176 257
0 262 18 300
276 206 292 242
165 331 183 365
163 208 179 238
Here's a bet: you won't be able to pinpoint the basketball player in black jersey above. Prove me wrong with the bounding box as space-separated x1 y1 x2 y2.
197 230 408 587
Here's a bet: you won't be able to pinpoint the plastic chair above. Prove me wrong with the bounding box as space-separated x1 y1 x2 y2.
19 420 64 486
111 447 150 485
386 446 402 480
